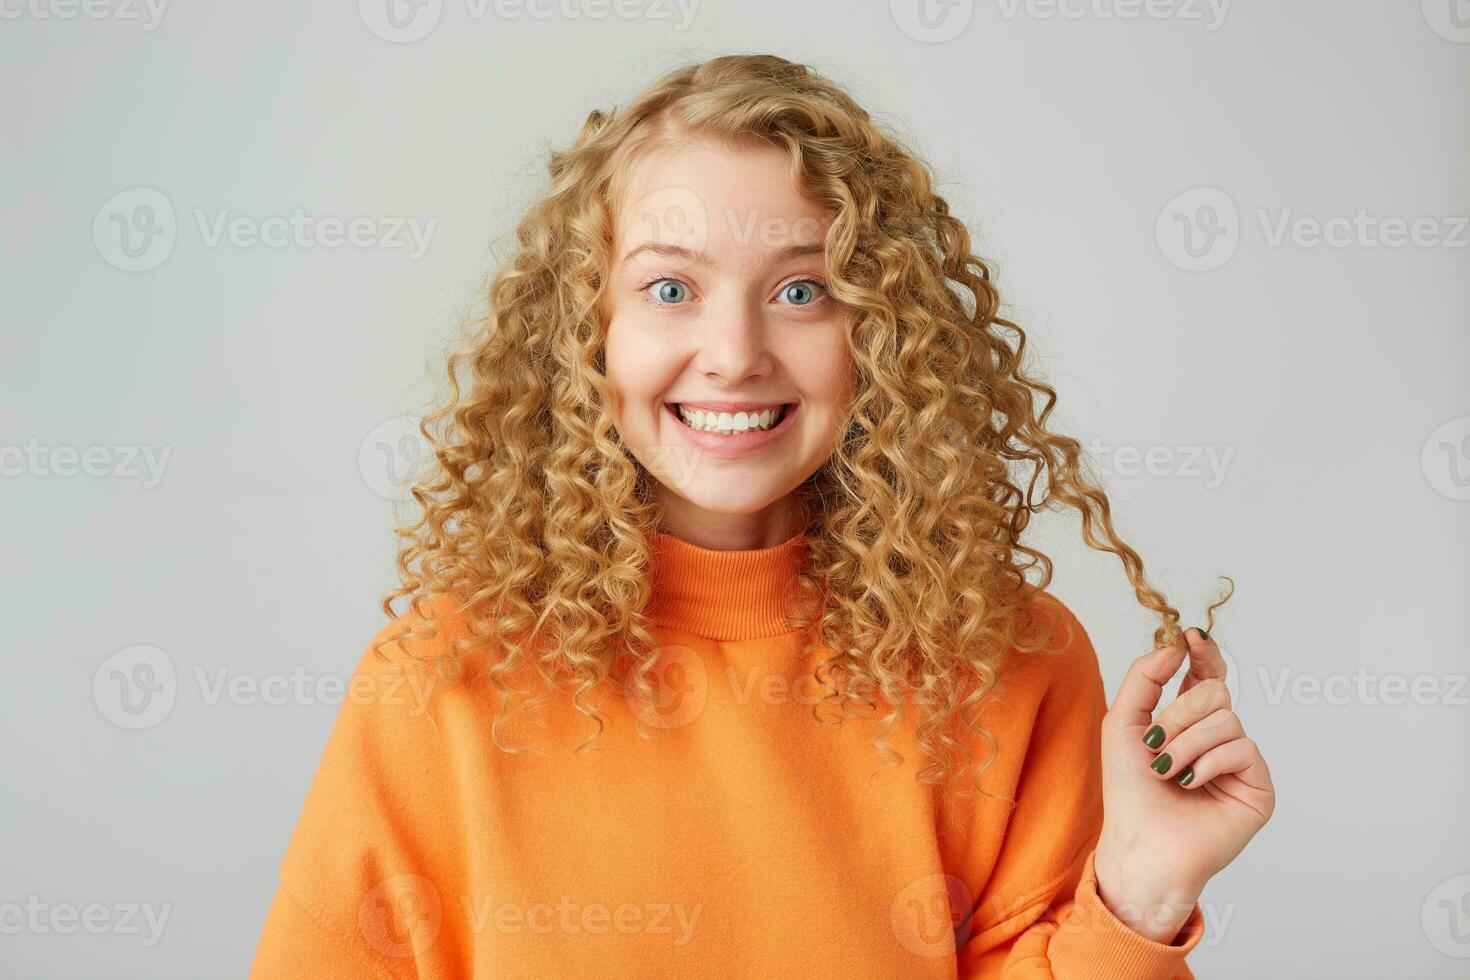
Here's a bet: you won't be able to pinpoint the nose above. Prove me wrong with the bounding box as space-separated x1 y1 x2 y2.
691 292 774 385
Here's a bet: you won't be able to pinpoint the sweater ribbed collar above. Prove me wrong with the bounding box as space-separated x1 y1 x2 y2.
645 528 808 641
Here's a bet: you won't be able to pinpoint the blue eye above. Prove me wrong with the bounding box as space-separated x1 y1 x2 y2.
782 280 821 306
648 279 688 304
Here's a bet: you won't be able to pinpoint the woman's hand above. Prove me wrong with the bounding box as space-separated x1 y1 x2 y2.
1093 628 1276 943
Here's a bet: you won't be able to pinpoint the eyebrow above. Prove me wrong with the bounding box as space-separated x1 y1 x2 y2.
618 241 826 268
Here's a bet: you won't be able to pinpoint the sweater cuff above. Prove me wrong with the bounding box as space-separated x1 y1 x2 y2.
1048 848 1205 980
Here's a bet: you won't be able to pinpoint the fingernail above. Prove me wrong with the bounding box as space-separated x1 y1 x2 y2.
1193 626 1210 641
1150 752 1173 775
1142 725 1165 749
1176 767 1195 786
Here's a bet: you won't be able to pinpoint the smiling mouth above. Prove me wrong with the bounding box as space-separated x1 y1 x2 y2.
668 403 793 435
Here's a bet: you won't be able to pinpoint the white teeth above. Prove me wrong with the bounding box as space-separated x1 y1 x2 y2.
675 404 786 434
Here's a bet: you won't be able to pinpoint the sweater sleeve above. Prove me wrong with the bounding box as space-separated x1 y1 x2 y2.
952 599 1207 979
249 616 458 980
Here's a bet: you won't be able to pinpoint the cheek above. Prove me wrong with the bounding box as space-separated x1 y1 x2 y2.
603 319 675 424
795 332 853 421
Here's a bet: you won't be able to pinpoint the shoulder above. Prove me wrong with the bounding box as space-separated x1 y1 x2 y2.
999 589 1103 693
970 589 1108 740
358 591 485 678
284 594 486 826
316 592 491 747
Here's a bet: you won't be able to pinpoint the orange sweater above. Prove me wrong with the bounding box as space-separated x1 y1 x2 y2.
250 530 1205 979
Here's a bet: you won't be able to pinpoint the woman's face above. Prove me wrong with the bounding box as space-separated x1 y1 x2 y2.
602 138 852 545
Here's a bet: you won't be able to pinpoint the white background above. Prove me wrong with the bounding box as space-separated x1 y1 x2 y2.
1 1 1466 977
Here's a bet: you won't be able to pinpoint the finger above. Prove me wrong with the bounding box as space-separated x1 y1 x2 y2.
1178 626 1227 696
1143 708 1245 781
1144 677 1233 752
1174 737 1263 790
1106 644 1188 733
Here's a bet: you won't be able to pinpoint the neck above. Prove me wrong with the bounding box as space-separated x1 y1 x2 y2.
652 494 808 552
645 527 809 641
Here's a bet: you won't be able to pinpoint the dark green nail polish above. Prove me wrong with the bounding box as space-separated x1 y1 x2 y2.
1143 725 1165 749
1177 767 1195 786
1193 626 1210 641
1149 752 1173 774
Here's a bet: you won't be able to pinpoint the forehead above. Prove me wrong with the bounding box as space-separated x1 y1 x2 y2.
611 138 832 260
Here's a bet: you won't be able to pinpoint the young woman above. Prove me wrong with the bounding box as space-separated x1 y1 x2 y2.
250 54 1274 979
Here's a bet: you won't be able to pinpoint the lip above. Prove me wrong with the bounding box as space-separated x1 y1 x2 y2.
664 401 798 459
670 400 788 413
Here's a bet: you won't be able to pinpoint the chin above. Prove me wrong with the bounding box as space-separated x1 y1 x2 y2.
676 484 788 517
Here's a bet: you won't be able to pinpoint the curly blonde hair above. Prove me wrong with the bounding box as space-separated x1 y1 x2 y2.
375 53 1231 797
